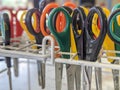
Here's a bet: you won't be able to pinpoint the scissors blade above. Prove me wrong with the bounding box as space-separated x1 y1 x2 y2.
37 61 45 89
66 65 76 90
55 62 63 90
95 67 102 90
75 66 81 90
13 58 19 77
112 60 119 90
83 66 92 90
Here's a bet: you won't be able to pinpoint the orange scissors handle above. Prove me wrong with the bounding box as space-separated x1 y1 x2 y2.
40 3 59 36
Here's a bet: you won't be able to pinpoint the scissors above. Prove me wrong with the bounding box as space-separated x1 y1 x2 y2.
25 8 46 89
20 10 35 41
84 6 107 90
0 12 12 90
108 4 120 90
72 6 107 90
91 7 116 90
0 7 26 42
42 4 75 90
71 6 89 90
51 5 83 90
0 7 26 77
48 7 78 90
92 7 115 62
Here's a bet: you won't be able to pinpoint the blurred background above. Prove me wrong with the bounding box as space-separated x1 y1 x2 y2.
0 0 120 10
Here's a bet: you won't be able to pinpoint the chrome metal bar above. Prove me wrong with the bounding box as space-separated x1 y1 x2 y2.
103 50 120 54
55 58 120 70
0 68 7 74
0 49 49 60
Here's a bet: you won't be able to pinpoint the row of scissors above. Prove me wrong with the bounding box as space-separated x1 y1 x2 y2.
1 1 120 90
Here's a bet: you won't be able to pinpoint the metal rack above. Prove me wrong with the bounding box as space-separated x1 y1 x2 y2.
54 49 120 90
0 36 120 90
0 36 55 64
0 36 55 90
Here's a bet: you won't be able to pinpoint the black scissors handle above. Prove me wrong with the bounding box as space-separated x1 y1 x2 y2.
25 8 43 45
3 13 11 45
0 13 11 45
72 6 86 60
85 7 107 61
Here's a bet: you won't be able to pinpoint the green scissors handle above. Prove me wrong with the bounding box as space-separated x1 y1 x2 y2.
108 5 120 56
109 11 120 43
111 4 120 57
48 7 71 58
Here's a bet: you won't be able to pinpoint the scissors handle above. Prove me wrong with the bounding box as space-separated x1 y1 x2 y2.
20 11 35 41
40 3 59 36
0 13 11 45
85 7 107 61
48 7 71 58
25 8 43 44
72 7 86 60
108 9 120 45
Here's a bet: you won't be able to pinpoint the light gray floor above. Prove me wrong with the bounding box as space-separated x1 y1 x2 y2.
0 58 115 90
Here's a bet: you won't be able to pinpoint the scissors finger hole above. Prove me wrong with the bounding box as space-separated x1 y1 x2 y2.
54 11 66 33
86 7 107 40
54 6 72 33
48 7 71 36
72 7 86 36
91 13 101 39
52 8 70 33
40 3 59 36
25 9 41 35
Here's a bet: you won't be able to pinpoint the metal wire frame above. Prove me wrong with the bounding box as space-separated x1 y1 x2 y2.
0 36 55 64
54 49 120 90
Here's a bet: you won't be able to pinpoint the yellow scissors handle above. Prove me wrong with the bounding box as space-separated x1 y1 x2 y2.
20 11 35 41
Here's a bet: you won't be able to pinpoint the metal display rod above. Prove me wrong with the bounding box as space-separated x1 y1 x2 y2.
54 50 120 90
0 36 55 64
